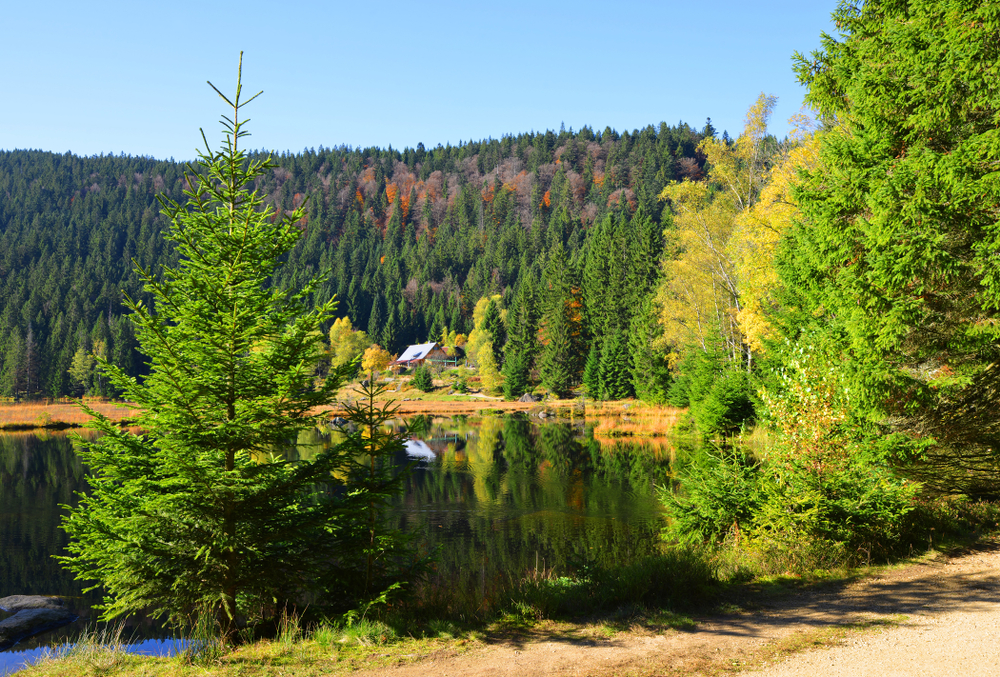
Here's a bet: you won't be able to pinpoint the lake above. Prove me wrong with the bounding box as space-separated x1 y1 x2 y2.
0 414 672 673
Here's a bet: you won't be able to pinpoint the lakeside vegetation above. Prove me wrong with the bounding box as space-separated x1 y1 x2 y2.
3 0 1000 674
0 400 137 430
14 521 1000 677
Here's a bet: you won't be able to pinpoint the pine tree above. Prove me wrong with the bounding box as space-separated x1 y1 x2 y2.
629 296 671 403
537 243 581 398
582 343 601 397
501 277 539 400
501 350 530 400
412 364 434 392
784 0 1000 492
598 329 633 400
60 59 401 634
538 307 574 398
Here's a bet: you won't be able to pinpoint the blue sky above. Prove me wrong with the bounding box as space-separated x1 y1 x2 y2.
2 1 838 161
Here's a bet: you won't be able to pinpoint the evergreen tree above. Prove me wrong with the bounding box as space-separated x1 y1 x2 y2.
60 62 403 634
412 364 434 392
367 294 385 347
598 328 632 400
629 295 671 403
501 350 530 400
502 276 539 400
784 0 1000 492
538 307 574 399
538 246 577 398
582 343 601 397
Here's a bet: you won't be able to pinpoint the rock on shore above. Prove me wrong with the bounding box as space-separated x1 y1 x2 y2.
0 596 78 650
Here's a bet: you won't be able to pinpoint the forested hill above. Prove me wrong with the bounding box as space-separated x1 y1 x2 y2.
0 120 712 398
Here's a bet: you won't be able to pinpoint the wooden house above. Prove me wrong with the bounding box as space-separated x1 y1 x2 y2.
392 342 464 370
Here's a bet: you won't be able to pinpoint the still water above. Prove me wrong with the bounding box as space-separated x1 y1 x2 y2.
0 414 672 673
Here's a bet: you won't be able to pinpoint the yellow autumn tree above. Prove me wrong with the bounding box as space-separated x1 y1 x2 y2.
361 344 393 374
657 93 779 369
656 180 743 362
466 295 504 393
730 120 822 352
465 296 500 364
328 316 370 372
699 94 778 211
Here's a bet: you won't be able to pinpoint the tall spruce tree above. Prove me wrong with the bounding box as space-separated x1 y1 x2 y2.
502 276 539 399
629 295 671 403
538 245 578 398
60 59 388 633
784 0 1000 492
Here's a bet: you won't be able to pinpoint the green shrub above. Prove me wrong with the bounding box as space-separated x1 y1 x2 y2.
412 365 434 392
662 447 765 544
665 346 755 438
506 548 718 620
692 369 754 438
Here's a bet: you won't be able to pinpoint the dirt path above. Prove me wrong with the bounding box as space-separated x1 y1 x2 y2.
751 543 1000 676
353 539 1000 676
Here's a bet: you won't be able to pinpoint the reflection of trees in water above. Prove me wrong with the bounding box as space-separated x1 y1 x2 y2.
394 414 673 611
2 419 672 624
0 432 91 598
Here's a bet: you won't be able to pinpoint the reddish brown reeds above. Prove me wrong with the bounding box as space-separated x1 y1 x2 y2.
588 402 685 440
318 399 539 416
0 400 139 430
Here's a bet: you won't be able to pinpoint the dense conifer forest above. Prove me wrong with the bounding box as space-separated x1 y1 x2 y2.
6 3 999 652
0 120 711 399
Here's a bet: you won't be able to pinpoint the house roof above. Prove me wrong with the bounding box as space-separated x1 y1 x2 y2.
404 439 436 461
395 342 438 363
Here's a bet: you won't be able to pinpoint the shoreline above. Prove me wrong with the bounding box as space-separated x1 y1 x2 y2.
0 399 682 440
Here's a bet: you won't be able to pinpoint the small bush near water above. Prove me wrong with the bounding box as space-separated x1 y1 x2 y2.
506 549 718 621
401 547 719 628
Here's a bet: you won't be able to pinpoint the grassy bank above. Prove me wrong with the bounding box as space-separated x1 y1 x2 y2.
14 548 715 677
0 383 684 438
16 501 1000 677
0 400 138 431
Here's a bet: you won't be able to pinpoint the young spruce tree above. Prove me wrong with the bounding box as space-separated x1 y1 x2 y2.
60 58 377 634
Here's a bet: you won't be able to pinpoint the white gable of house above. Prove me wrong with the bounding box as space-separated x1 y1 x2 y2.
396 342 437 362
404 439 436 461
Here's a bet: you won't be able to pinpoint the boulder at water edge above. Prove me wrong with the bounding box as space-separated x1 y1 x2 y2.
0 596 77 650
0 595 67 612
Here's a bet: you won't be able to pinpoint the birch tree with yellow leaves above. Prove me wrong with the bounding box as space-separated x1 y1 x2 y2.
657 94 779 371
730 118 821 353
658 96 822 370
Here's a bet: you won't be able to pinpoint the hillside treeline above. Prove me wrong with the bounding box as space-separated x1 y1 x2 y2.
0 120 712 398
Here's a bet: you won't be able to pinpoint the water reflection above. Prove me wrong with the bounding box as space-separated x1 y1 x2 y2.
1 415 672 655
1 637 187 676
0 432 90 600
0 431 180 666
309 413 673 611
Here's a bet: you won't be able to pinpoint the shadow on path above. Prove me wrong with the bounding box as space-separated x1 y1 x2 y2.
495 541 1000 650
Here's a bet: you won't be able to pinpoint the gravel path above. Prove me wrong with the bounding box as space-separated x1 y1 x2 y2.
749 544 1000 676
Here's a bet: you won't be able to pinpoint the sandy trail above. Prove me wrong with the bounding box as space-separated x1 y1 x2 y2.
752 544 1000 676
351 540 1000 676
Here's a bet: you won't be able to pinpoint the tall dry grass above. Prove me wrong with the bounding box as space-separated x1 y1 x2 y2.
0 400 139 429
587 402 685 440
